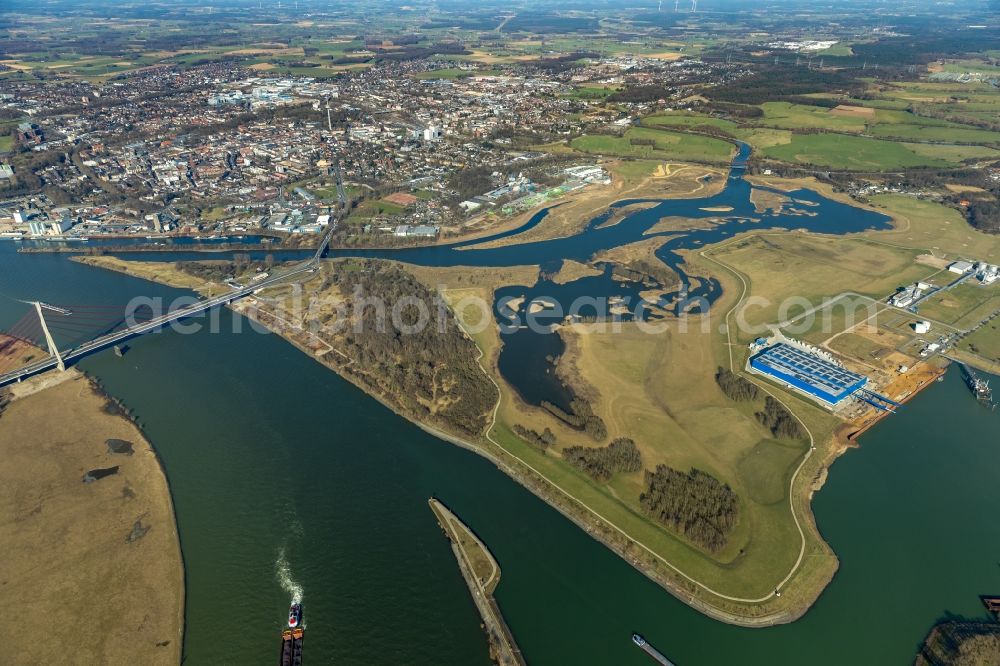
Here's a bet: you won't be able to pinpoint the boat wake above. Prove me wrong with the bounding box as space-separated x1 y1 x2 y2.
276 547 304 605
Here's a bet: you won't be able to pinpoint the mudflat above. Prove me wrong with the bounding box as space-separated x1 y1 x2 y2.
0 372 183 665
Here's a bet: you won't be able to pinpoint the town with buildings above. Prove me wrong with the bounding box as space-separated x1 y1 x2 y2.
3 3 1000 664
0 53 724 246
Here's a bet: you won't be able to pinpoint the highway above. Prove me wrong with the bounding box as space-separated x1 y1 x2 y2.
0 151 349 389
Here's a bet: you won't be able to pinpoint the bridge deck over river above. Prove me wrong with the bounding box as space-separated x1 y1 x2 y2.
0 155 347 390
0 260 316 388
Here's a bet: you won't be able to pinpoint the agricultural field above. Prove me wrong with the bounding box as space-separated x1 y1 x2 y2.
866 195 1000 262
939 60 1000 75
760 133 996 169
642 112 740 133
958 321 1000 365
758 102 872 131
0 52 164 79
461 35 687 61
0 27 383 82
617 60 1000 176
884 81 1000 111
816 44 854 57
649 102 1000 143
706 233 931 333
571 127 734 164
867 123 1000 144
915 283 1000 329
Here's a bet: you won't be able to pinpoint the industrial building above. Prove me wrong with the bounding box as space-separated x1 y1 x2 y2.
948 260 974 275
393 224 439 238
889 281 932 308
749 342 868 406
976 262 998 286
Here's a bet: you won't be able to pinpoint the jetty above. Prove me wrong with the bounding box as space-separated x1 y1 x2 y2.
982 595 1000 618
428 498 525 666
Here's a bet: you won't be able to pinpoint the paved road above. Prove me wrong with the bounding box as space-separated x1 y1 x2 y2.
0 258 318 388
1 156 349 389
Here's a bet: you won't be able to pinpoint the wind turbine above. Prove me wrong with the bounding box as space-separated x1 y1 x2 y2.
674 0 679 11
690 0 697 11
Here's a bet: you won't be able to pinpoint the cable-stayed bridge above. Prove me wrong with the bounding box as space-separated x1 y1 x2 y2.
0 260 317 388
0 153 346 389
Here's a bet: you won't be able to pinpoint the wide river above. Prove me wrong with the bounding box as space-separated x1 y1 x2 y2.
1 152 998 663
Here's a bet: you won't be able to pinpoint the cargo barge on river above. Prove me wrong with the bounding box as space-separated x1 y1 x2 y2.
960 363 995 409
279 603 304 666
632 633 676 665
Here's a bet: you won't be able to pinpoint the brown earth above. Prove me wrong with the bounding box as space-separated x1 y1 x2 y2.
829 105 876 119
0 334 45 375
0 372 184 665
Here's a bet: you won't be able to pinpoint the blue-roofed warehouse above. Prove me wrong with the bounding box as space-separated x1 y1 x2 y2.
749 343 867 406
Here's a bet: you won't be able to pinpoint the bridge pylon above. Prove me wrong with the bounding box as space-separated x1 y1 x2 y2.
32 301 66 372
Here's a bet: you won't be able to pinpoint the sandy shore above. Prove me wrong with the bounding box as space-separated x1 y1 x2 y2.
0 371 184 665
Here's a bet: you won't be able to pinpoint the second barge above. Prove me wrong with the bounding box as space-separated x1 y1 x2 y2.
279 603 304 665
279 628 304 666
632 633 676 665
